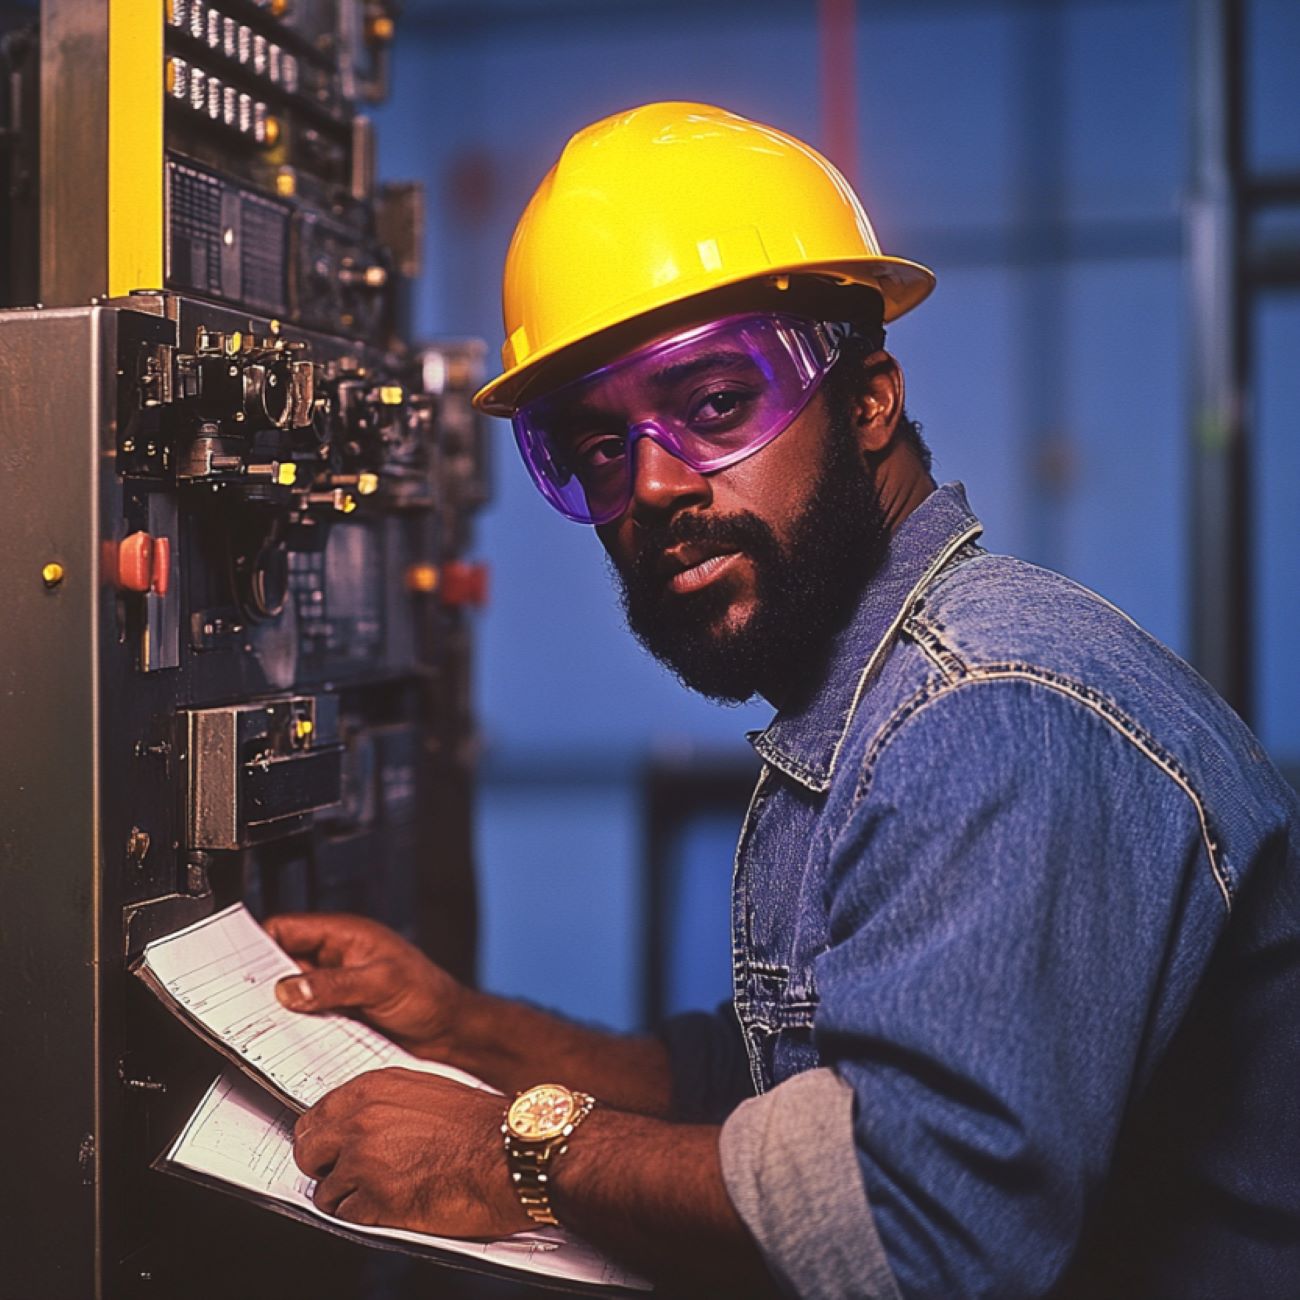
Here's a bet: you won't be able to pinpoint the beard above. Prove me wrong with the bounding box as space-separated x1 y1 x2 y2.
607 406 890 704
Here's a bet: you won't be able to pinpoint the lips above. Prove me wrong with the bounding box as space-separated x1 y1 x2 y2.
659 544 744 594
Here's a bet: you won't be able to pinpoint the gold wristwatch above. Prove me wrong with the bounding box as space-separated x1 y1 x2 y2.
502 1083 596 1226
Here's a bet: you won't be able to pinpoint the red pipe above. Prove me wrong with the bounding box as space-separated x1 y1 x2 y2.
819 0 858 186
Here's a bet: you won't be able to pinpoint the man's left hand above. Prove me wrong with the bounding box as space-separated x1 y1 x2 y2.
291 1067 532 1237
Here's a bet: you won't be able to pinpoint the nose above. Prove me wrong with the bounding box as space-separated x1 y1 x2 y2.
625 429 711 525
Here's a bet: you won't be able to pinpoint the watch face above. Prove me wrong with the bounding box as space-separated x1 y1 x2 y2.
507 1085 577 1142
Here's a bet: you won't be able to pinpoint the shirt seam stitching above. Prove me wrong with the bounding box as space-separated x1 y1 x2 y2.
902 610 968 681
751 518 985 792
732 765 773 1095
822 519 985 786
854 668 1233 913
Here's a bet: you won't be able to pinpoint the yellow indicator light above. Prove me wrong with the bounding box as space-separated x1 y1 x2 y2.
41 562 65 588
271 0 290 15
275 168 296 197
378 385 403 406
357 472 379 496
337 492 357 514
294 718 314 740
264 115 282 148
369 16 395 42
269 319 282 335
277 462 298 486
226 331 243 354
406 564 439 594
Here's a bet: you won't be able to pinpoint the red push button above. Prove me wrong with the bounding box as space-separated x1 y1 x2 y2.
151 536 171 596
117 532 154 593
115 532 171 595
439 560 488 607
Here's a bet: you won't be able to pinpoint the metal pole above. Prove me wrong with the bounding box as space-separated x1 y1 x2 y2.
1016 1 1070 575
1188 0 1251 714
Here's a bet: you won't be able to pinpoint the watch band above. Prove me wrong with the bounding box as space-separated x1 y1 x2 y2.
503 1088 596 1227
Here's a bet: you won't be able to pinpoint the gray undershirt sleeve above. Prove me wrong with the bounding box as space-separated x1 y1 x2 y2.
719 1067 902 1300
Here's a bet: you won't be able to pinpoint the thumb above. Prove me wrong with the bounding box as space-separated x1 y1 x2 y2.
275 960 394 1013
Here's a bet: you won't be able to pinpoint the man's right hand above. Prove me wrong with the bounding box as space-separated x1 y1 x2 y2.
265 913 464 1059
267 911 675 1112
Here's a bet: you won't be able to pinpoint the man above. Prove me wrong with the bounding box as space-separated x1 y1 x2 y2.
269 103 1300 1297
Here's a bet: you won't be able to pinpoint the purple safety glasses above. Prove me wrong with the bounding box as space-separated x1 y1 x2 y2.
512 313 852 525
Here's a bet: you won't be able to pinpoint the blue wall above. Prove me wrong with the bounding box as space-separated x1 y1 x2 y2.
370 0 1292 1028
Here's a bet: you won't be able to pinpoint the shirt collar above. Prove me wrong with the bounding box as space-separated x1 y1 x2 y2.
749 482 983 793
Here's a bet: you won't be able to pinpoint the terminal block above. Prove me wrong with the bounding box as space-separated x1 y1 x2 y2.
186 694 343 851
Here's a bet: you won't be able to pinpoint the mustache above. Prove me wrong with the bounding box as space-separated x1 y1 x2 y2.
625 510 777 589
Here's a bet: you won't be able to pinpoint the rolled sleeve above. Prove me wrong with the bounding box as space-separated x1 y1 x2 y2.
816 679 1225 1297
719 1067 902 1300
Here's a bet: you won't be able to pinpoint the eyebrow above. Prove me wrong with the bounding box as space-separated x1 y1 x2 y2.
543 348 759 442
545 402 623 450
646 349 757 390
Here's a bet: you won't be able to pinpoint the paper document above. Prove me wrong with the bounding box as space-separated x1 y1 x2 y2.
162 1068 650 1292
141 904 652 1292
135 902 483 1110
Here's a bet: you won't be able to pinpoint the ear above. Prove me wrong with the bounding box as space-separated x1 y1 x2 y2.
849 351 905 455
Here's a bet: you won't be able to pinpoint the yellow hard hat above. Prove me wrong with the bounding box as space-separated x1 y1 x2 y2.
472 101 935 416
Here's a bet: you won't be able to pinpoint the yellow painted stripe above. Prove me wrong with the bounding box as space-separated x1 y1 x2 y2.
108 1 164 296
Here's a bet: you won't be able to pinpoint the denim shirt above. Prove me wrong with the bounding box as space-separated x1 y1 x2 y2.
662 483 1300 1299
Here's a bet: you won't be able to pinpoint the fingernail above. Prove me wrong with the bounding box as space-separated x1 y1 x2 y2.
278 976 312 1008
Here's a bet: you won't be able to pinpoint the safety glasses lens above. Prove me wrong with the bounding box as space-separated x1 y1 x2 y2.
514 314 839 524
